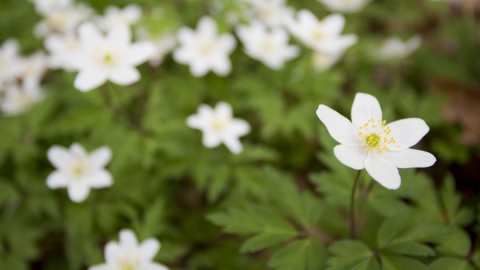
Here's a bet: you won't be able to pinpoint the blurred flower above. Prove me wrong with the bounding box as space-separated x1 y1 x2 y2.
20 51 48 89
374 35 422 61
0 39 24 86
316 93 436 190
173 16 236 77
318 0 371 13
44 33 81 70
311 51 341 72
96 4 142 31
33 4 92 37
287 10 358 55
236 21 300 69
243 0 294 27
70 22 155 92
0 84 43 116
187 102 250 154
136 27 176 67
29 0 73 16
46 143 112 203
88 229 169 270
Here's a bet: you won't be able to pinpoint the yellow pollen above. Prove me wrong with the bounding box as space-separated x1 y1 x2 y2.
123 266 134 270
382 120 386 127
73 166 84 176
104 54 112 62
365 133 381 147
358 132 362 136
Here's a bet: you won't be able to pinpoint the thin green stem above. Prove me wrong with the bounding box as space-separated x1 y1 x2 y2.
350 170 362 239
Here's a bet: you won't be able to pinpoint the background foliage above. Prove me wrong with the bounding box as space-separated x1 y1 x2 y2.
0 0 480 269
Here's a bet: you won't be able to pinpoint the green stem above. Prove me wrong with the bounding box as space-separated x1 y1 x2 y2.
350 170 362 239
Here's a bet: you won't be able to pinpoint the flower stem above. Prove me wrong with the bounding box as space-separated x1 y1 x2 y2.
350 170 362 239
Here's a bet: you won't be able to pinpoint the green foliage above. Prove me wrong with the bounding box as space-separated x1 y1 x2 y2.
0 0 479 269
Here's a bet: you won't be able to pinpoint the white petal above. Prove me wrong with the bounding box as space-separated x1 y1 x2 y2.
88 170 113 188
176 28 195 44
406 35 422 54
78 22 103 52
218 34 236 53
108 66 140 85
74 68 108 92
107 24 131 48
230 119 250 136
197 16 217 37
223 136 243 154
351 93 382 128
316 105 360 146
364 153 401 190
211 57 232 76
139 238 160 262
104 242 121 264
46 171 69 189
172 47 191 64
386 118 429 151
47 145 72 169
190 60 211 77
202 131 222 148
322 14 345 35
215 102 232 118
125 42 156 66
333 145 367 170
186 115 203 129
89 147 112 168
145 263 169 270
88 264 110 270
381 149 436 169
119 229 138 250
67 181 91 202
70 143 87 156
124 4 142 22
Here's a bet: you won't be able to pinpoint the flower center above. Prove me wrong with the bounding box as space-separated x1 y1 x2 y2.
261 38 275 51
104 54 112 63
212 119 226 131
117 256 140 270
198 42 214 55
48 11 67 29
358 118 400 154
68 156 89 178
365 133 380 147
95 42 123 66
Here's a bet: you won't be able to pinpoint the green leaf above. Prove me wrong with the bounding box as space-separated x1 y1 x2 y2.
327 240 376 270
435 229 471 257
384 242 435 257
430 257 474 270
381 254 428 270
268 238 327 270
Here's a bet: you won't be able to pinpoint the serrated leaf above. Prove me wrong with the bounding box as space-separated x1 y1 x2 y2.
430 257 474 270
268 238 326 270
381 254 428 270
384 242 435 257
240 233 293 253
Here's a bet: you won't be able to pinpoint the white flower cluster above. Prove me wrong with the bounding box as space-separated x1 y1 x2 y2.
0 39 47 116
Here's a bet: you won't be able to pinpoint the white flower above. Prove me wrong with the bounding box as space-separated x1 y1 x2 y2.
19 51 48 89
187 102 250 154
0 84 43 116
71 22 156 92
316 93 436 190
374 35 422 61
287 10 358 55
318 0 371 13
311 51 342 72
0 39 23 86
44 33 81 70
46 143 113 202
136 27 176 67
173 16 236 77
89 229 169 270
236 21 300 70
96 4 142 31
29 0 73 16
33 4 92 37
243 0 294 27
